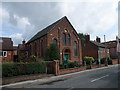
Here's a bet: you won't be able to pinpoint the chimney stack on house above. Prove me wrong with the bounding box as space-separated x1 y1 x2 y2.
22 40 26 49
85 34 90 42
96 36 101 43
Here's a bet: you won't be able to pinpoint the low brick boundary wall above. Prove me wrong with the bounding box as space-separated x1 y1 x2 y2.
54 60 107 75
59 67 86 75
91 64 106 69
111 59 120 65
2 74 53 85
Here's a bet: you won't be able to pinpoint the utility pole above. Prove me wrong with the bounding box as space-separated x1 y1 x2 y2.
104 35 108 66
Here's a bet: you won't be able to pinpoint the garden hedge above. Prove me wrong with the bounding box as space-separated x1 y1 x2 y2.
2 62 46 77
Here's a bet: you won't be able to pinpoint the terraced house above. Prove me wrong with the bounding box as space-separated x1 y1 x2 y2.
26 16 82 63
82 35 109 64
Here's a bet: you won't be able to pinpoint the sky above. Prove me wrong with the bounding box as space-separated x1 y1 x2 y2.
1 0 119 45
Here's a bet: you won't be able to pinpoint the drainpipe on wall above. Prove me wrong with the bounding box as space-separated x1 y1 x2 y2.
98 49 101 66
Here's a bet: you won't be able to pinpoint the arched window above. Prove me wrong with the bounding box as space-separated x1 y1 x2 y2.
54 39 58 45
29 44 31 55
74 41 77 56
41 40 45 57
34 41 37 56
67 34 70 45
62 33 66 45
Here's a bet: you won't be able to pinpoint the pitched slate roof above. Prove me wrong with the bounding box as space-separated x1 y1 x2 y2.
27 16 66 43
91 41 107 48
102 40 119 48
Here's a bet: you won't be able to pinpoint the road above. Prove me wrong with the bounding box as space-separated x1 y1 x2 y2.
30 65 119 88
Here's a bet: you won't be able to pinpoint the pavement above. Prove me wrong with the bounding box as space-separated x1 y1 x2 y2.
0 64 119 88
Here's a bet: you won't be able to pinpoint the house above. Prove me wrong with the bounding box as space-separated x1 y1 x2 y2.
13 46 18 62
26 16 82 64
102 40 120 59
82 35 109 64
0 37 13 62
17 40 27 62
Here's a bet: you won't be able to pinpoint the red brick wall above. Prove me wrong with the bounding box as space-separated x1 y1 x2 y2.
109 47 117 58
53 60 86 75
59 67 86 75
91 64 106 69
27 35 47 58
112 59 120 64
27 18 82 63
47 18 82 63
82 41 109 60
2 51 13 62
82 41 98 60
100 48 109 58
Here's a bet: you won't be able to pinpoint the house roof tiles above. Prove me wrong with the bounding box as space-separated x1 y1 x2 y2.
91 41 107 48
0 37 13 50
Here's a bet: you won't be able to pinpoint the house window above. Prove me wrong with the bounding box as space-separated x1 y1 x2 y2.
67 34 70 45
0 51 7 57
74 41 77 56
62 33 66 45
54 39 58 45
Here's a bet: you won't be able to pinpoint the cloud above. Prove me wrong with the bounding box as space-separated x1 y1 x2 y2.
10 33 23 45
2 1 118 45
2 2 62 45
60 2 117 34
0 7 10 23
13 14 30 30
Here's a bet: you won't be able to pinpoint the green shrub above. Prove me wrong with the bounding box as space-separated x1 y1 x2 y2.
84 56 95 62
28 55 37 61
59 63 64 69
74 61 82 67
2 62 46 77
67 60 75 68
107 57 111 61
45 43 60 61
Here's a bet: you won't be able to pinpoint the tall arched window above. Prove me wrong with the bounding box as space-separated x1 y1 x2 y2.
67 34 70 45
62 33 66 45
54 39 58 45
41 40 45 57
29 44 31 55
34 41 37 56
74 41 77 56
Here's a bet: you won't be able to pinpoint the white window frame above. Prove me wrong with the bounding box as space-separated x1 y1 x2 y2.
3 51 7 57
0 51 7 57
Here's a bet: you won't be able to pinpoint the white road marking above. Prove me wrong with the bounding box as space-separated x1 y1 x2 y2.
91 75 109 82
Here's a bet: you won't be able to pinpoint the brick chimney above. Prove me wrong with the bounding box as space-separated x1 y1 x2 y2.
85 34 90 42
22 40 25 44
96 36 101 43
22 40 26 49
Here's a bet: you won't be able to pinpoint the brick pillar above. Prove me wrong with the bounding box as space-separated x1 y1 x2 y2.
53 60 59 75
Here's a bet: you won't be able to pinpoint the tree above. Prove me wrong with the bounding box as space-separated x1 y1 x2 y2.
83 56 95 69
45 43 60 61
78 33 86 46
83 56 95 65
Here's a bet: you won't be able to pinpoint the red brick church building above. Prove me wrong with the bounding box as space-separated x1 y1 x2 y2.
26 16 82 63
